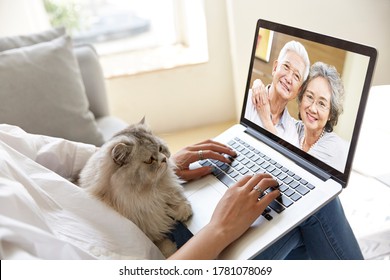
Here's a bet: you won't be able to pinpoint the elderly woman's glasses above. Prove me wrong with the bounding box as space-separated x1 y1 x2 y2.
302 92 330 112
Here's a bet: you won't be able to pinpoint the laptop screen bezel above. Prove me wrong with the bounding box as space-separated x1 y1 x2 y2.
240 19 377 187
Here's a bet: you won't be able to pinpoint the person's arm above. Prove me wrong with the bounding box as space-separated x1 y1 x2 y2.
168 174 280 260
251 80 278 135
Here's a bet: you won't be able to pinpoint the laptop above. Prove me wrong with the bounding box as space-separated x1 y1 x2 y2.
183 19 377 259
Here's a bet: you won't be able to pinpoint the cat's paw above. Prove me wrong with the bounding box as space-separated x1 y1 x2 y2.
156 238 177 258
174 201 193 222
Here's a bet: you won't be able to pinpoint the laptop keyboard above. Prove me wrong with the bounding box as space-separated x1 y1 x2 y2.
199 137 315 221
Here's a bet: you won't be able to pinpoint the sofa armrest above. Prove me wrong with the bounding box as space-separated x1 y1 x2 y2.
96 116 129 141
74 45 109 119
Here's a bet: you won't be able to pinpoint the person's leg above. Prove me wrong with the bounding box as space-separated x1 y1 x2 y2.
297 197 364 259
253 227 306 259
284 244 310 259
254 197 363 260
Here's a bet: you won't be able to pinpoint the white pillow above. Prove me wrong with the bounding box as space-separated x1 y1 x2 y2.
0 34 105 146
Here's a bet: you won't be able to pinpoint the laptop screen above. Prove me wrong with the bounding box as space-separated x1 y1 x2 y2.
240 19 377 187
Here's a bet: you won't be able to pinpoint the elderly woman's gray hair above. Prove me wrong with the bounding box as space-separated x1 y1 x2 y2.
297 61 345 132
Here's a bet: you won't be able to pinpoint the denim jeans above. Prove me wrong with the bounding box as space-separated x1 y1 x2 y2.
170 197 364 260
255 197 364 259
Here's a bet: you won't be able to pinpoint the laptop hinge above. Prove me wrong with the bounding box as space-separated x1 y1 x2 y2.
245 127 331 181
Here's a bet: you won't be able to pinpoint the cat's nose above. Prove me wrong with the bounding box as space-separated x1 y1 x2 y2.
162 157 167 163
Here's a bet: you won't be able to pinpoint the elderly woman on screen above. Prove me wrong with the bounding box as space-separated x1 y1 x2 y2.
296 61 348 171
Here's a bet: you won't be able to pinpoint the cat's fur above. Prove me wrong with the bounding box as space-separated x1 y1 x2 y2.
78 119 192 257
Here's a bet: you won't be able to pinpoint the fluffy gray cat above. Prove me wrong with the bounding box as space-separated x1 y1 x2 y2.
78 119 192 257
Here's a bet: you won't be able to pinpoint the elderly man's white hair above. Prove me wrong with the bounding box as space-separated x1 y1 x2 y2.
277 40 310 81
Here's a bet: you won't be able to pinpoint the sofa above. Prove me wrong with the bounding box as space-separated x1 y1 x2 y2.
0 27 128 146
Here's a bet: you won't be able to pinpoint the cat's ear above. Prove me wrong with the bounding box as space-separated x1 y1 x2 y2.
138 116 151 132
111 143 133 166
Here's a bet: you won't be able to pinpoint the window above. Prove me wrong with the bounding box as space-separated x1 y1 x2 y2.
43 0 208 77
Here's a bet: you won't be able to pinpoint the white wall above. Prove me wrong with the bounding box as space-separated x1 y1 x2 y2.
106 0 236 134
226 0 390 118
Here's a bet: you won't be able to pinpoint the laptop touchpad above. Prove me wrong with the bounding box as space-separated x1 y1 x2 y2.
184 182 223 234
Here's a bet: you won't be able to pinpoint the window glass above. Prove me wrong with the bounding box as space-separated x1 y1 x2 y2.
43 0 177 54
43 0 208 76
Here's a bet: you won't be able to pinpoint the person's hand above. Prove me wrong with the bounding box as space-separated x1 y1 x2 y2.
252 79 271 119
208 173 280 246
251 79 268 107
252 79 275 132
168 173 280 260
171 139 236 181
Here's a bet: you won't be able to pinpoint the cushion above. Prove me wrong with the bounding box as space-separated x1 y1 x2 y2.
0 34 105 146
73 45 110 119
0 27 65 52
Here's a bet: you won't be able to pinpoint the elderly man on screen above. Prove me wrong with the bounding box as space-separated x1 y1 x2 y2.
244 40 310 146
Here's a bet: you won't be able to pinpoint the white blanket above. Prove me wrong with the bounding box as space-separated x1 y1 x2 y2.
0 124 164 260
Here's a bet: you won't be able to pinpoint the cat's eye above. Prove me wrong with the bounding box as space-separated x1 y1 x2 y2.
144 156 155 164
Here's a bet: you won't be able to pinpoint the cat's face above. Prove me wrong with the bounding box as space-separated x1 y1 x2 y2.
109 122 172 188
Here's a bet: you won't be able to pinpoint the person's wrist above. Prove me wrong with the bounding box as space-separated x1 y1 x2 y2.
266 118 274 128
202 222 232 255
